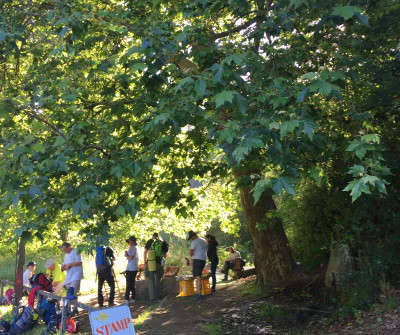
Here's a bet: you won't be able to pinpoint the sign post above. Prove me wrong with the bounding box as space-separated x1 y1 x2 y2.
89 304 135 335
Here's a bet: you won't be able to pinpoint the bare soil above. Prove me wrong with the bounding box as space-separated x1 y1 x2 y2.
72 270 400 335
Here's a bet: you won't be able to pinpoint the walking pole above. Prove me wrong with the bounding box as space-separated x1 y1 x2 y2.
112 268 121 296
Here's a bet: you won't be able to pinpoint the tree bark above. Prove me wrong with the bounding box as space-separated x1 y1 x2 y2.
14 239 25 306
235 173 294 286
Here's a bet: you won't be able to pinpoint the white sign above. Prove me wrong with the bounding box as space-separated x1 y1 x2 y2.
89 304 135 335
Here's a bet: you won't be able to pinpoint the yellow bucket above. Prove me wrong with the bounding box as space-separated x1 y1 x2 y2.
147 249 156 271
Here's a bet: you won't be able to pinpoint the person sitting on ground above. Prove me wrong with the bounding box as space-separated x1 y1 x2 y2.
45 259 66 294
222 246 241 280
23 261 36 288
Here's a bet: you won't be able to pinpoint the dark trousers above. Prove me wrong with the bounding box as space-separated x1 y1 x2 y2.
125 270 138 300
210 259 219 290
223 260 234 280
98 270 115 307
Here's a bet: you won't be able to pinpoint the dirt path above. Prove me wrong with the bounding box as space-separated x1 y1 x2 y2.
72 275 400 335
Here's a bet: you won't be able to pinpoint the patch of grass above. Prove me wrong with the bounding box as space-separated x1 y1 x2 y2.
239 282 263 296
202 323 225 335
257 303 297 321
133 305 158 331
379 295 399 314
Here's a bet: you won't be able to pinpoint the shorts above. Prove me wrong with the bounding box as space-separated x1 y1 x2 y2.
65 280 81 294
192 259 206 277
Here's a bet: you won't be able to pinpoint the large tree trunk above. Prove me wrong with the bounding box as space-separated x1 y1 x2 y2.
235 174 294 286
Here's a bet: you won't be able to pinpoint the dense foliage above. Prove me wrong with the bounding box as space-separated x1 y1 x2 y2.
0 0 399 286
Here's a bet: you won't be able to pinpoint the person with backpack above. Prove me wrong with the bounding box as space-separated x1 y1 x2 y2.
44 259 66 294
143 232 168 301
61 242 83 312
124 236 138 304
95 245 116 308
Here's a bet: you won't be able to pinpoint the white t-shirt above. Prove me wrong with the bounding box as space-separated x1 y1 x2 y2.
190 237 207 261
228 250 241 261
126 245 139 271
23 268 32 287
64 248 84 283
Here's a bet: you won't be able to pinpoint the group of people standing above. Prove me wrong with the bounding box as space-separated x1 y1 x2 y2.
188 230 243 301
22 231 240 308
97 232 168 308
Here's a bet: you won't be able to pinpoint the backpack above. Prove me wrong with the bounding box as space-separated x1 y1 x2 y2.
95 246 111 273
1 288 14 305
40 299 59 324
151 239 163 258
7 306 38 334
29 273 53 292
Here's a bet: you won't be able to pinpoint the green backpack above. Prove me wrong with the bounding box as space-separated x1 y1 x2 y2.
151 239 163 258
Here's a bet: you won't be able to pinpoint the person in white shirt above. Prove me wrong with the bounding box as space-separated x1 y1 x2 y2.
61 242 83 305
23 261 36 288
223 246 241 280
188 230 207 302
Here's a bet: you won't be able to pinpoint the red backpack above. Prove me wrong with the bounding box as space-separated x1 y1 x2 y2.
29 273 53 292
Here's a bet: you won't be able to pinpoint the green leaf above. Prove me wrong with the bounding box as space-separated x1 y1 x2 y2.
355 13 369 26
213 90 236 108
346 140 361 152
72 198 90 217
273 177 296 196
232 145 250 163
54 136 67 146
12 193 20 206
219 128 237 144
116 205 125 218
222 54 244 65
280 120 300 139
232 93 247 114
175 77 194 92
347 165 365 177
355 146 367 159
58 27 69 39
29 186 42 198
361 134 380 143
289 0 308 9
309 167 324 185
343 179 369 202
302 120 315 139
252 179 269 205
332 5 362 20
111 165 123 180
361 175 379 186
194 79 206 98
32 143 46 153
297 87 309 103
301 72 318 80
131 63 146 72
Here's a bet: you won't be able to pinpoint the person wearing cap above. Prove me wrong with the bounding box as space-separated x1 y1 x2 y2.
45 259 66 294
188 230 207 302
124 236 138 304
144 232 166 301
23 261 36 288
